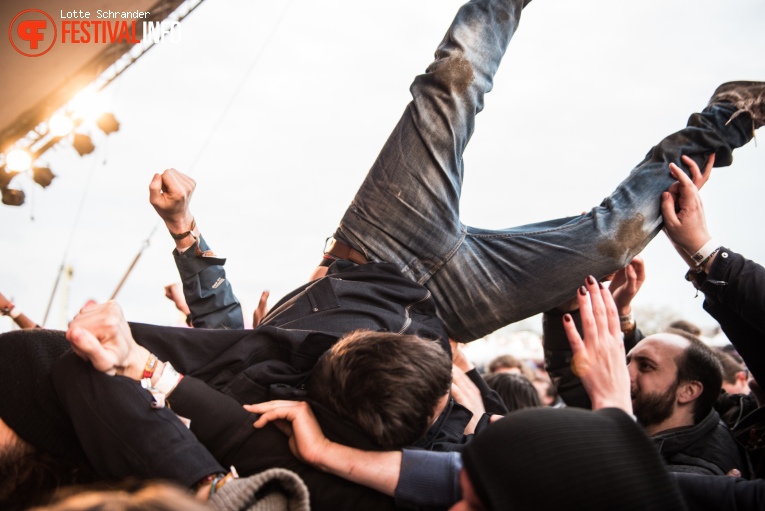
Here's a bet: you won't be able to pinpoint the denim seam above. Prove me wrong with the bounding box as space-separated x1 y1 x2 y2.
465 215 590 239
417 226 467 286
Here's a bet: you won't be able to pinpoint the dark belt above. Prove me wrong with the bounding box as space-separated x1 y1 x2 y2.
323 237 369 265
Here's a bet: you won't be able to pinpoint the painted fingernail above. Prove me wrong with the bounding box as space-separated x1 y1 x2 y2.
563 314 572 323
598 281 604 289
586 275 596 285
578 286 587 296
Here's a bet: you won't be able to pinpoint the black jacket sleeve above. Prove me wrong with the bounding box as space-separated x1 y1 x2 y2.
673 473 765 511
700 248 765 386
173 235 244 329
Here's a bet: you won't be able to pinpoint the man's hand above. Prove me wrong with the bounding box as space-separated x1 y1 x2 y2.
563 277 632 414
66 301 149 379
662 154 714 256
608 256 645 317
149 169 196 234
246 400 333 469
252 290 270 327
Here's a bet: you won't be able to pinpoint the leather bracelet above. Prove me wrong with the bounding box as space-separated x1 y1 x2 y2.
169 218 196 240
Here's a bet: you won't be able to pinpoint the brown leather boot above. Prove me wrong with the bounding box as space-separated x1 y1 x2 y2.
708 81 765 133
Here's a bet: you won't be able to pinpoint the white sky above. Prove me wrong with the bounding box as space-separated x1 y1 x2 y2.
2 0 764 339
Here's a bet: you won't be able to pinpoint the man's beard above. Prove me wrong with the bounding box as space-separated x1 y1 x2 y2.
632 381 678 429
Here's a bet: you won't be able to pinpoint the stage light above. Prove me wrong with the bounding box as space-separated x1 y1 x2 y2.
49 114 75 137
1 186 25 206
5 149 32 171
71 89 108 121
72 133 95 156
32 166 55 188
96 112 120 134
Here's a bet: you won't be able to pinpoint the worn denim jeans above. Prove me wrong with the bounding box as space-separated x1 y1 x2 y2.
334 0 753 342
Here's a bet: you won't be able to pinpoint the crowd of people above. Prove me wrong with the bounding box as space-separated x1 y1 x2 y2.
2 0 765 509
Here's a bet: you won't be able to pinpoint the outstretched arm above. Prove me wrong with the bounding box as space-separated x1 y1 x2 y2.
563 276 633 415
245 401 402 496
0 292 39 329
149 169 244 329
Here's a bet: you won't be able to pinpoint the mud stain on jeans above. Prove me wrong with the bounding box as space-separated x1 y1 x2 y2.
430 56 474 95
597 214 646 260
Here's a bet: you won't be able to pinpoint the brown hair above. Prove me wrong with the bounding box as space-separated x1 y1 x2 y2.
308 330 452 449
29 481 207 511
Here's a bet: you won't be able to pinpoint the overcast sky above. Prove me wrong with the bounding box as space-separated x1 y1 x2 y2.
2 0 764 340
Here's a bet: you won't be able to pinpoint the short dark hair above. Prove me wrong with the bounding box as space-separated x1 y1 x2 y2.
715 349 745 385
667 319 702 337
0 443 97 509
489 355 522 374
484 373 541 412
674 336 723 424
307 330 452 449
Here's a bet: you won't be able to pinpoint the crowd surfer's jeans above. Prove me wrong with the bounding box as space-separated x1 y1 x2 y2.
334 0 753 342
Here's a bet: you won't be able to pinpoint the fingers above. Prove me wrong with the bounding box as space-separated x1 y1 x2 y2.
252 290 270 326
245 400 306 428
66 326 117 375
660 191 678 225
585 276 608 337
149 173 163 205
679 154 714 190
599 281 622 336
563 313 583 356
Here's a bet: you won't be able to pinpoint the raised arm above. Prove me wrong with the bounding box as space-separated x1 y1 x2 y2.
662 154 765 385
0 292 39 329
562 276 633 415
149 169 244 329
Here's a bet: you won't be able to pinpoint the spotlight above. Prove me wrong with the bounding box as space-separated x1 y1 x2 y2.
49 114 75 136
72 133 95 156
96 112 120 134
6 149 32 171
32 166 56 188
1 186 25 206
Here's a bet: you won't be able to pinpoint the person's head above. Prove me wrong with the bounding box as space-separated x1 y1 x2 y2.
531 376 558 407
487 355 533 380
667 319 702 337
28 481 209 511
716 348 750 395
483 373 541 412
451 408 685 511
308 329 452 449
627 332 722 433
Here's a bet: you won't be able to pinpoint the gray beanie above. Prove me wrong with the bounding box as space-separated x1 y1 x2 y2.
208 468 310 511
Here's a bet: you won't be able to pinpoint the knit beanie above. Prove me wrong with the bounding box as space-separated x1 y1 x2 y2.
461 407 687 511
0 329 86 462
208 468 310 511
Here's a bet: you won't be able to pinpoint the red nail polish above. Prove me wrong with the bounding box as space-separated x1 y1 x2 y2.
578 286 587 296
586 275 596 285
563 314 571 323
598 281 604 289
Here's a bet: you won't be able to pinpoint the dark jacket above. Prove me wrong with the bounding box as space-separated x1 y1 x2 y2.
695 247 765 478
653 409 751 477
42 260 466 511
696 248 765 388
